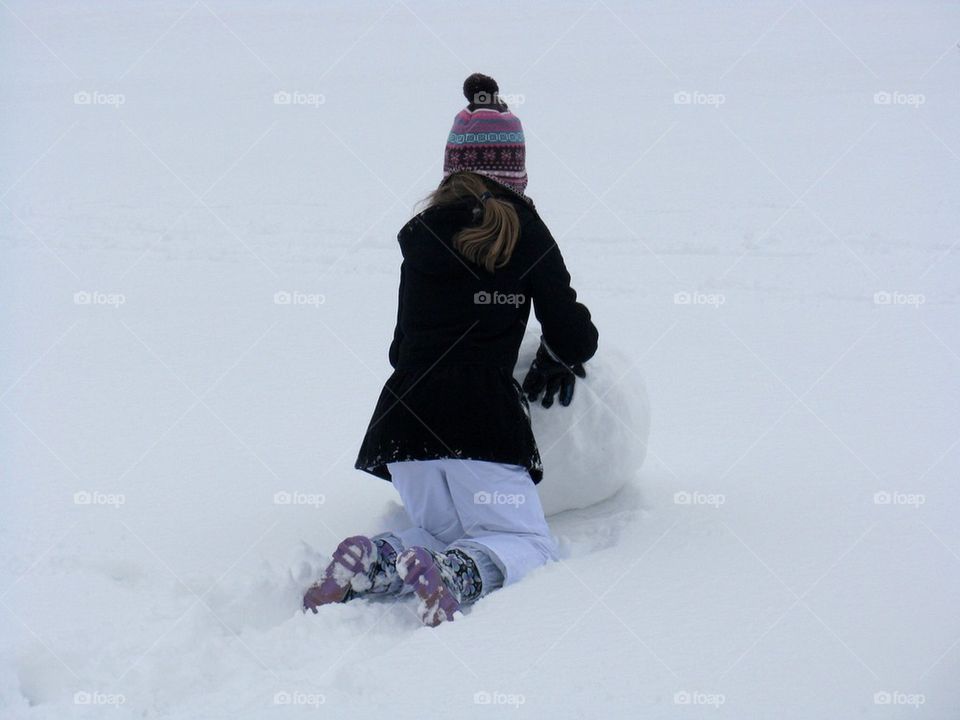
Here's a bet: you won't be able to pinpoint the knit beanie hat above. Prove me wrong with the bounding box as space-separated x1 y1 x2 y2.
442 74 528 196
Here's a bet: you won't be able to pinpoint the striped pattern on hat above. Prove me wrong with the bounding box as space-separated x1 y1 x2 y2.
442 108 528 196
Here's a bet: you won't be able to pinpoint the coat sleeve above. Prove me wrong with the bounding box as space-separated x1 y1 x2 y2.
523 215 599 365
388 262 405 369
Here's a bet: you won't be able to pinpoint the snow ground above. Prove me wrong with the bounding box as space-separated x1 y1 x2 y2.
2 1 959 718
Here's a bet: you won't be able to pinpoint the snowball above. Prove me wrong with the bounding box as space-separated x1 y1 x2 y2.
514 333 651 516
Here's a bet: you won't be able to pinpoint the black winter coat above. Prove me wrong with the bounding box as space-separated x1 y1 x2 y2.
354 193 598 484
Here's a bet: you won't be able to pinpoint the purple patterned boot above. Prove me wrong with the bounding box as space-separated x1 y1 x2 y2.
303 536 399 613
396 547 482 627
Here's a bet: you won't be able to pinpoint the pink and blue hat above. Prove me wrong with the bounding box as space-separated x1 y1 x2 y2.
442 74 528 196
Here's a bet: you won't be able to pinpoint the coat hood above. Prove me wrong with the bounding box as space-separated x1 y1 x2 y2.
397 201 482 276
397 194 536 276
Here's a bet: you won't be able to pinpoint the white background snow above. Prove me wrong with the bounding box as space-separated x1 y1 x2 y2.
2 1 959 718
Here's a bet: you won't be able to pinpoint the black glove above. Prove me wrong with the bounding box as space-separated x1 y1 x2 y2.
521 340 586 408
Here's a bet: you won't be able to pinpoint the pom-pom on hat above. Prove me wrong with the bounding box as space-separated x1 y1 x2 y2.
443 73 528 196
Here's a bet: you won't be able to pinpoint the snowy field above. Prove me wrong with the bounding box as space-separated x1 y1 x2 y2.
2 1 960 718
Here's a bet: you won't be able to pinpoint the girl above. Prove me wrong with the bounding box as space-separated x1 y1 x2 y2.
304 74 598 626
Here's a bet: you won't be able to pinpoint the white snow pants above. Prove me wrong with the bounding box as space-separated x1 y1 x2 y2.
381 459 558 591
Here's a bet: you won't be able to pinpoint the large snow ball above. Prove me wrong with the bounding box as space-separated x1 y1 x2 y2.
514 333 651 516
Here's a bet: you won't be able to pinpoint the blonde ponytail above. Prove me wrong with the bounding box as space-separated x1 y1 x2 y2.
422 172 520 272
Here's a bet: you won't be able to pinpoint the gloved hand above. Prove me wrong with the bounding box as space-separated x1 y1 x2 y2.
521 340 586 408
